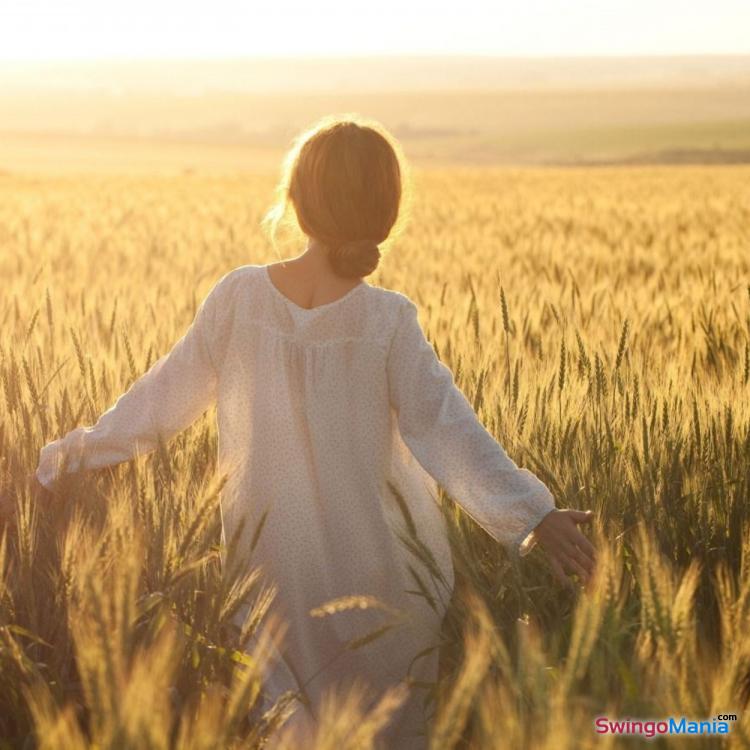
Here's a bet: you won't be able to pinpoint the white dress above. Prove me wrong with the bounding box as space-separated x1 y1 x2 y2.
36 263 556 747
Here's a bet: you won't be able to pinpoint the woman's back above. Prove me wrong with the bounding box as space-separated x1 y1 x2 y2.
211 262 455 620
212 263 457 745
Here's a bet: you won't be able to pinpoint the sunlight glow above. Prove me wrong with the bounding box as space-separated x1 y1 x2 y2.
2 0 749 61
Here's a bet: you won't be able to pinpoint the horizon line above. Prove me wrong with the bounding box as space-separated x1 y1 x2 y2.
2 51 750 65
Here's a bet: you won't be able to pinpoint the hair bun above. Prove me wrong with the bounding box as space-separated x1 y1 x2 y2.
339 238 379 255
329 238 381 279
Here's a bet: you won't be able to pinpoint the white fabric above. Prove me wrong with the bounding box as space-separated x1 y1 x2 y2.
36 264 555 747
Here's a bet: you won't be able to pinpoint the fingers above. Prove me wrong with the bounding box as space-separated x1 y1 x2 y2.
563 510 598 568
547 548 593 589
567 509 594 524
566 542 595 578
549 555 575 590
553 516 596 571
571 527 597 562
565 531 596 565
561 551 591 583
581 571 596 594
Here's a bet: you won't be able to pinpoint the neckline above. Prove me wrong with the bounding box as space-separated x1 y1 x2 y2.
262 264 367 313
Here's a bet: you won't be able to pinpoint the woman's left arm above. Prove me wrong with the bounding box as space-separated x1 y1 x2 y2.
35 269 237 492
387 297 596 584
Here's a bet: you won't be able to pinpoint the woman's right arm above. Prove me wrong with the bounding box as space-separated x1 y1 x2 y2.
35 268 241 492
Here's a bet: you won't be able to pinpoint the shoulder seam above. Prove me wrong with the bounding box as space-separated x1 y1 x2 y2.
384 293 417 364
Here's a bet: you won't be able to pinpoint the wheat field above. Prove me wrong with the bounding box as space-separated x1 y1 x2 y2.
1 165 750 748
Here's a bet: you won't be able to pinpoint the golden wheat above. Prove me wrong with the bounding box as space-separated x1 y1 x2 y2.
1 165 749 748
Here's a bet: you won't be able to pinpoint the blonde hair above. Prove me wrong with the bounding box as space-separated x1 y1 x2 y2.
261 113 411 279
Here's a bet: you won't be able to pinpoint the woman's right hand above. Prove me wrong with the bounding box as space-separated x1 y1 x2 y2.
0 474 54 528
30 472 53 501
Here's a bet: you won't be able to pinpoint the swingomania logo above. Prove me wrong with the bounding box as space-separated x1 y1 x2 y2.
595 715 738 738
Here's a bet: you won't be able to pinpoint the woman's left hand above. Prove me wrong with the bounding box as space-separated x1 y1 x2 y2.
532 508 597 588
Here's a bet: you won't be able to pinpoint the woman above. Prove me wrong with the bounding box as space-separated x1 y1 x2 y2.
35 114 595 747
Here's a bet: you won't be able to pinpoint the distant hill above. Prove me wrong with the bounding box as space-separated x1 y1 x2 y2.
1 56 749 170
1 55 749 93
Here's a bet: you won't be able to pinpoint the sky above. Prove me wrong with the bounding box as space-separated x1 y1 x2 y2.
2 0 749 60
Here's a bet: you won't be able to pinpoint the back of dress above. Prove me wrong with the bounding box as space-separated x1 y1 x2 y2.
213 265 456 746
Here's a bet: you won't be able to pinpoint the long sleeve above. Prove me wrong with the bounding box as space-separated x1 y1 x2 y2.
386 299 556 558
36 271 233 492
